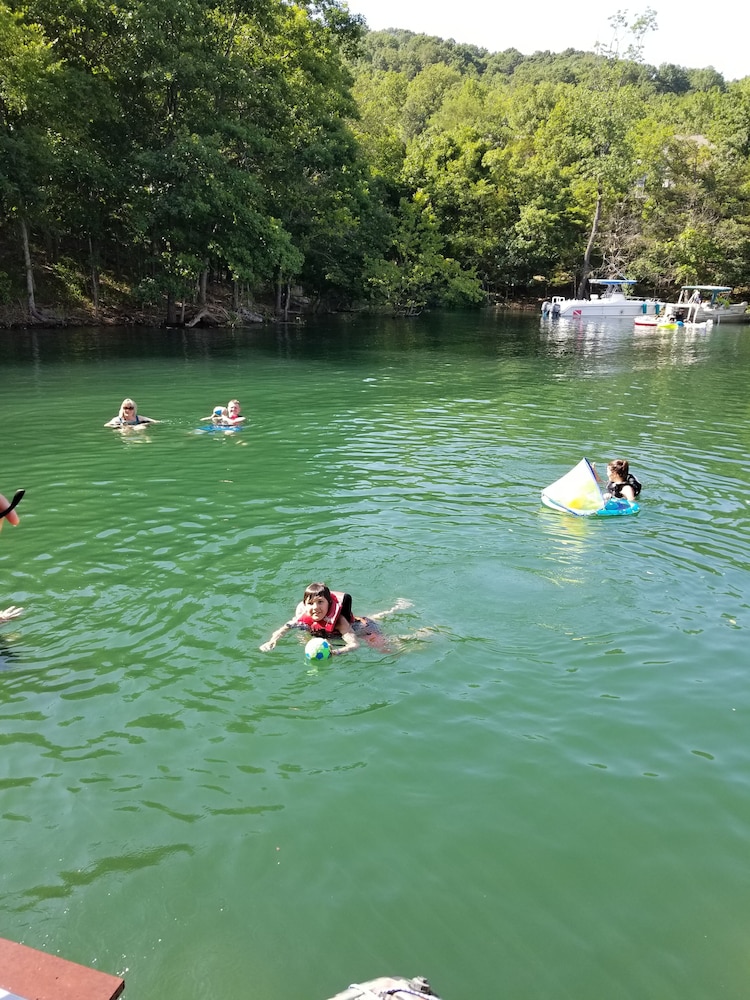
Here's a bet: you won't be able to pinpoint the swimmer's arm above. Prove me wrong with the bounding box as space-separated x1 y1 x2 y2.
621 484 636 502
331 619 359 655
139 416 160 424
260 621 293 651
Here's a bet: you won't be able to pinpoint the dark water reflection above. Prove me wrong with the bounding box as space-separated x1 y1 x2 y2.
1 312 750 1000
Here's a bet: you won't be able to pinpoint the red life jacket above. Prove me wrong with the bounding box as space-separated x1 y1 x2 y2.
293 591 353 635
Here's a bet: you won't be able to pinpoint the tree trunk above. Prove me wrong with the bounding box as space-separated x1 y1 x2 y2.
20 217 38 317
199 268 208 306
576 186 603 299
165 292 178 326
88 234 99 316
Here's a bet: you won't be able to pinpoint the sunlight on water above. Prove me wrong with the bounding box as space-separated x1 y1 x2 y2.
1 315 750 1000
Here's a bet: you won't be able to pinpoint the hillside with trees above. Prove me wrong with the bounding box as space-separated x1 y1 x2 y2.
1 2 748 326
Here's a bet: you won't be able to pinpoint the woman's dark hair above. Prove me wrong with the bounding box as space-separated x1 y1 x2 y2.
302 582 353 621
609 459 629 479
303 582 331 604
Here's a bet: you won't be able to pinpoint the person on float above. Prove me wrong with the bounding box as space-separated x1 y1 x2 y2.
602 459 642 503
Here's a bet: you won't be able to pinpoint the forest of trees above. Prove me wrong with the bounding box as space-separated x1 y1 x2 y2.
1 0 749 325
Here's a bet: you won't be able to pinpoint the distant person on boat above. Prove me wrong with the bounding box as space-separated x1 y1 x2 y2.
203 399 245 426
1 488 24 623
689 289 702 304
259 582 412 655
603 460 642 502
105 398 159 427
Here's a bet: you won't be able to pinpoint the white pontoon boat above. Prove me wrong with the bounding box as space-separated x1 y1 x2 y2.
681 285 748 323
542 279 663 319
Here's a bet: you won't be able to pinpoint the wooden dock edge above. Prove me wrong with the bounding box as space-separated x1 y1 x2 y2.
0 937 124 1000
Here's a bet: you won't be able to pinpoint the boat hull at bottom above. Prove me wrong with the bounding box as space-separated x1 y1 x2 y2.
697 304 749 323
545 299 662 319
326 976 442 1000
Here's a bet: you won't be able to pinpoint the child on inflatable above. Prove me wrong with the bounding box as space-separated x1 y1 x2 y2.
260 582 411 655
603 459 642 503
203 399 245 426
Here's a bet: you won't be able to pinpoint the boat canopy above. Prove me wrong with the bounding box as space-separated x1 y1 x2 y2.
541 458 604 516
589 279 637 286
679 285 732 292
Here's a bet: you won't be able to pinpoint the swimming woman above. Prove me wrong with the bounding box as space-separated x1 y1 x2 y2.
105 398 159 427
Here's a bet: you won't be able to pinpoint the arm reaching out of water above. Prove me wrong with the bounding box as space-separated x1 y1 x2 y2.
0 490 23 526
330 617 359 655
1 490 24 623
260 622 292 651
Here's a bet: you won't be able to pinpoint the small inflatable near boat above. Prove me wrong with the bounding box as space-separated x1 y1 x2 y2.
541 458 639 517
197 424 243 433
635 315 711 331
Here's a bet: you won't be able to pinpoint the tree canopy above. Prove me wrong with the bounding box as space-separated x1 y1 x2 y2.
1 10 748 323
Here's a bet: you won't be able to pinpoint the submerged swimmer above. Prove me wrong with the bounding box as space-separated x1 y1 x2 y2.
260 582 412 656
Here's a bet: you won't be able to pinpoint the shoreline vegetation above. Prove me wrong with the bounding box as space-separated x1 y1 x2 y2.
0 287 272 330
2 7 749 330
0 286 544 330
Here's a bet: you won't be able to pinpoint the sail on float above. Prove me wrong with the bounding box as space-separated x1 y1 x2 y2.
541 458 639 517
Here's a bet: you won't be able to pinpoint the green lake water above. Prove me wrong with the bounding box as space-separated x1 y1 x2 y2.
1 312 750 1000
